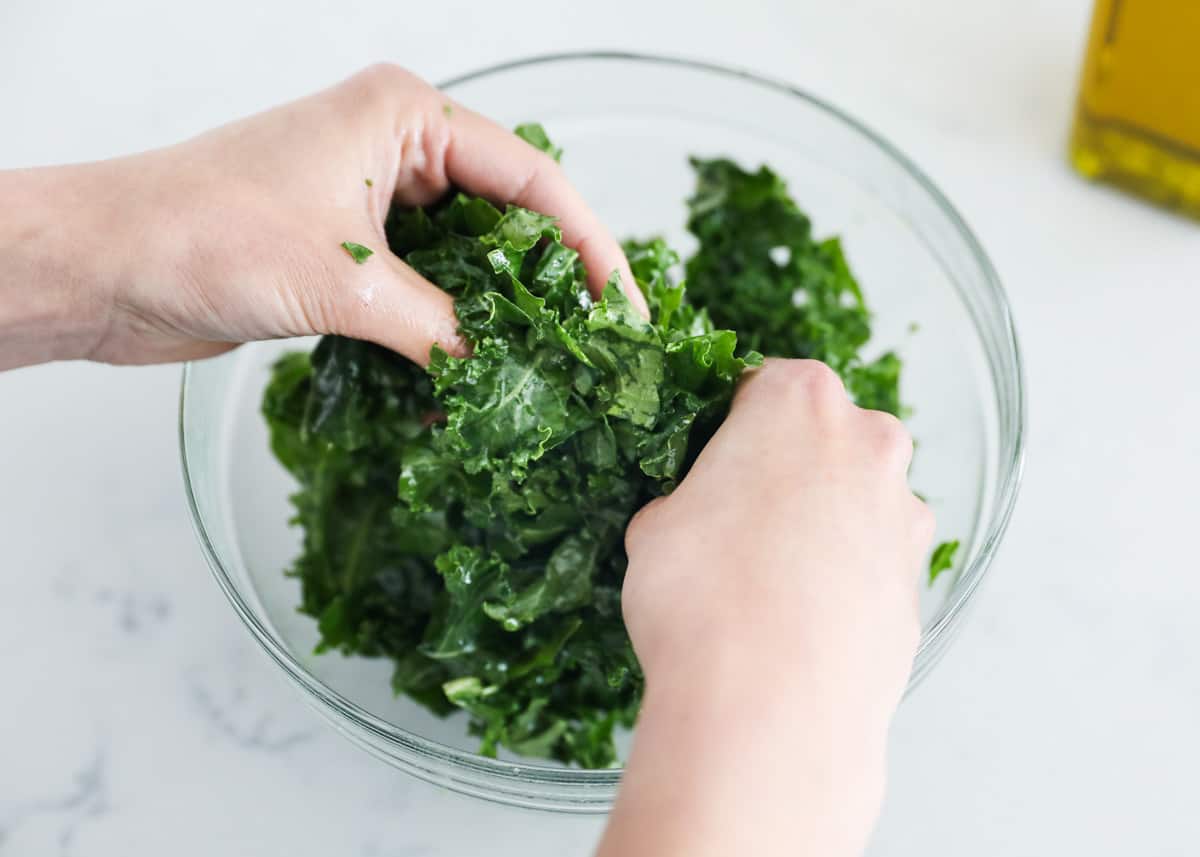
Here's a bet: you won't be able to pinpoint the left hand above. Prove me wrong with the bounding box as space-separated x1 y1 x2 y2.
0 63 642 370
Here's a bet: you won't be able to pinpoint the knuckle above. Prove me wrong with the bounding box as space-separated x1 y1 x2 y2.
346 64 426 109
357 62 417 90
867 410 914 458
756 358 846 403
794 359 847 402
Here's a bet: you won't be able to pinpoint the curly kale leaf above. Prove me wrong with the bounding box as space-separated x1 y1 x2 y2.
263 139 931 768
263 149 760 766
684 157 902 415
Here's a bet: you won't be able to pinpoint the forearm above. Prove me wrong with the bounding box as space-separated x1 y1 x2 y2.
597 670 887 857
0 165 124 369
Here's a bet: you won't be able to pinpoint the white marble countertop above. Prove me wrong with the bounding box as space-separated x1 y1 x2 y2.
3 0 1199 853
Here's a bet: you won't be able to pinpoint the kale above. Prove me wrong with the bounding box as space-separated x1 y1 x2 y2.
265 157 759 766
264 136 921 767
513 123 562 162
928 539 961 584
684 157 901 415
340 241 374 264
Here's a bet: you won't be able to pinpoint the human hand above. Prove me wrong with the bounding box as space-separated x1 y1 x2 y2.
600 358 934 857
625 357 932 724
0 64 641 369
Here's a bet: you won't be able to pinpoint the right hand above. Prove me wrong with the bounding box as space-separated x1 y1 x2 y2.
626 357 933 739
608 359 934 856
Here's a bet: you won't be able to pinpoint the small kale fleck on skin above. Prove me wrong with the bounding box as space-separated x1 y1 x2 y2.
341 241 374 264
514 122 563 162
264 130 923 767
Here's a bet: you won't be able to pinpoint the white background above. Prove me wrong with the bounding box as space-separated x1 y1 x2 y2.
2 0 1199 854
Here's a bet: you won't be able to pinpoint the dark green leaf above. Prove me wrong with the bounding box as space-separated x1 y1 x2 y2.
684 158 900 415
261 130 943 768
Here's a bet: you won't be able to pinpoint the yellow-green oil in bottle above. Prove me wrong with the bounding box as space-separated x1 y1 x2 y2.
1070 0 1200 218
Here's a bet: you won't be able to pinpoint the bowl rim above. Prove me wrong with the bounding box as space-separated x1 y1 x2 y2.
180 49 1026 806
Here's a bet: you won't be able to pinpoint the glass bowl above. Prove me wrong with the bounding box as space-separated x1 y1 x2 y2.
180 52 1025 813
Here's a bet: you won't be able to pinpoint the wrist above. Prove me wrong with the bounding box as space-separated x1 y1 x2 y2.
0 165 125 368
635 612 901 753
638 669 889 793
602 672 887 857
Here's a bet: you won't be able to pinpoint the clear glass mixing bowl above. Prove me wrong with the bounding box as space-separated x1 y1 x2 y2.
180 52 1025 813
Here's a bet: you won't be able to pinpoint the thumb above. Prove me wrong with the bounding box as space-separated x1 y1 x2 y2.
329 247 467 367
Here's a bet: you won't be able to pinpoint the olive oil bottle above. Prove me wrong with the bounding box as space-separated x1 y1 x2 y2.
1070 0 1200 218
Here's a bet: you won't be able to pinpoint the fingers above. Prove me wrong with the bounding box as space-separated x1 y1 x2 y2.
731 359 924 502
332 66 646 314
862 409 916 475
330 249 468 367
442 103 648 316
732 358 850 415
